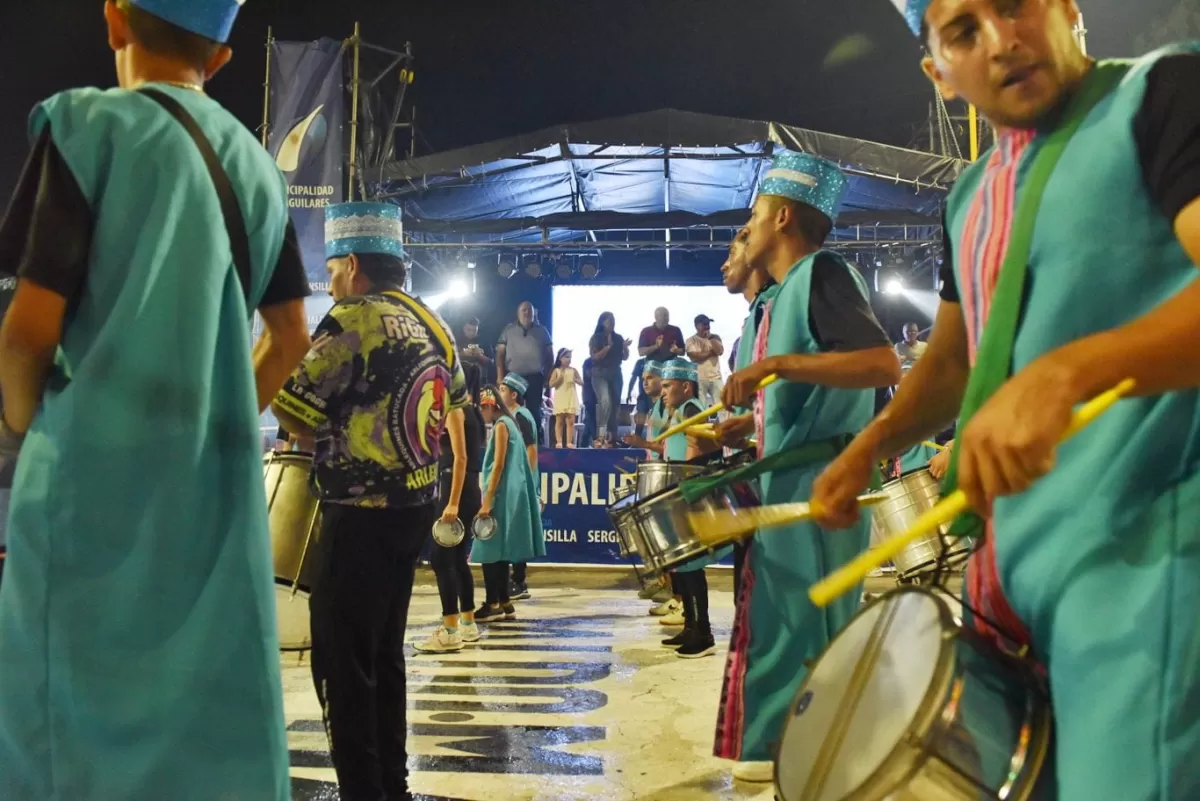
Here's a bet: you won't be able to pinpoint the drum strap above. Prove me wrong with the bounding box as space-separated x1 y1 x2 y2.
677 434 882 504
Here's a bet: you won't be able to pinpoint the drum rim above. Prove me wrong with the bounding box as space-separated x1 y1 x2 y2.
776 585 959 801
263 451 316 463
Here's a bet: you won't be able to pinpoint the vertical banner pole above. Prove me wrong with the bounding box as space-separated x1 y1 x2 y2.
260 26 274 148
968 104 979 161
348 22 362 202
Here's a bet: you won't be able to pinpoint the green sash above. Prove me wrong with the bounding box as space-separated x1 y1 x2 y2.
942 62 1129 538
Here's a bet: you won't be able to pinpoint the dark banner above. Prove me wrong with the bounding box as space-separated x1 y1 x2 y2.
533 448 734 568
267 38 346 291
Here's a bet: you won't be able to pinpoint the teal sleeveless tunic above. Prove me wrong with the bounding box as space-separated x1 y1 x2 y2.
647 397 668 460
474 415 543 564
663 397 731 573
715 251 875 762
0 87 291 800
943 47 1200 801
897 442 940 474
512 405 546 559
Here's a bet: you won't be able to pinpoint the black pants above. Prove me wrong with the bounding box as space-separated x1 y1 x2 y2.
520 372 546 446
482 561 511 605
511 561 527 586
431 471 480 617
673 569 711 632
310 502 434 801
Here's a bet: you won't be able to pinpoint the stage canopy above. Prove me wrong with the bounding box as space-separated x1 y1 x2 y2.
362 109 965 254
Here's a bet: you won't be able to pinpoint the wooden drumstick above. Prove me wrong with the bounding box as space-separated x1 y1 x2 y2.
810 379 1137 608
650 374 779 442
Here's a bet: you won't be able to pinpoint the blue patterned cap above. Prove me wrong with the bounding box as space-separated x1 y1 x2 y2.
661 359 698 383
890 0 930 36
502 373 529 395
128 0 244 44
325 202 404 260
758 150 849 222
644 360 665 377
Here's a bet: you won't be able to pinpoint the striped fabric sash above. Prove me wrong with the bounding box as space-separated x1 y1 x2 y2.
752 300 773 461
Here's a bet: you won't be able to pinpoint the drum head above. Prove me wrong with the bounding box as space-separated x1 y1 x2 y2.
275 583 312 651
473 515 497 541
777 590 947 801
432 518 465 548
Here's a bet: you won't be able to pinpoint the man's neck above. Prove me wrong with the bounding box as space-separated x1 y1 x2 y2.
743 270 767 303
765 237 818 284
990 55 1097 135
122 47 207 91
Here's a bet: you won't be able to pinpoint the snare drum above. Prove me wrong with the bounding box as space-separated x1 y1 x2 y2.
635 461 708 500
608 483 640 557
871 468 974 578
263 451 324 651
777 587 1052 801
628 467 759 577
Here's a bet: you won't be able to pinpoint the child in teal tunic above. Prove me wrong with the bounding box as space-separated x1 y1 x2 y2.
713 152 898 780
474 387 543 621
500 373 545 599
627 360 667 459
0 3 310 799
815 4 1200 798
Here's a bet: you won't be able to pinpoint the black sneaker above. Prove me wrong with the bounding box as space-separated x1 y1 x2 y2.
502 603 517 620
475 604 504 623
662 628 692 649
509 581 531 601
677 630 716 659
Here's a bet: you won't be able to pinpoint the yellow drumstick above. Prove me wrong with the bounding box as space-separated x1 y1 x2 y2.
810 378 1137 608
689 493 891 545
922 440 947 452
651 374 780 442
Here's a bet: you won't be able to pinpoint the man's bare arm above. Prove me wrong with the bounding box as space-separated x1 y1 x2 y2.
255 299 311 414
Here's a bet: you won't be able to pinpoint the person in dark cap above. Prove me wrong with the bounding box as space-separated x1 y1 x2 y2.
686 313 725 407
0 1 313 799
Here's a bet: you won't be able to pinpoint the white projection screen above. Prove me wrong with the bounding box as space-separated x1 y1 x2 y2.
550 285 749 379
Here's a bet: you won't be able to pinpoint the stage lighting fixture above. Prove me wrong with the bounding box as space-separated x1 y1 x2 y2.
555 259 574 280
884 278 904 295
466 261 477 270
579 261 600 280
524 259 543 279
448 278 469 299
497 259 517 279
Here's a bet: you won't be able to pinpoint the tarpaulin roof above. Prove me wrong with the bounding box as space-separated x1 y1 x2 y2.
363 109 965 245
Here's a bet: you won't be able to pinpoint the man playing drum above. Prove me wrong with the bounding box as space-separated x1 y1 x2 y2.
273 201 469 801
812 2 1200 799
713 151 900 783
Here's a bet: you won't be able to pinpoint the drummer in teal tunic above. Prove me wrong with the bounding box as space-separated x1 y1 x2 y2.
714 151 900 782
475 386 544 621
814 2 1200 799
0 2 313 799
499 372 544 600
625 360 666 459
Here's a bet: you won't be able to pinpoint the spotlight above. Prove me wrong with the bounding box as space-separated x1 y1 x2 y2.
448 278 469 299
466 261 477 270
524 259 543 279
497 259 517 279
579 261 600 280
554 259 574 280
884 278 904 295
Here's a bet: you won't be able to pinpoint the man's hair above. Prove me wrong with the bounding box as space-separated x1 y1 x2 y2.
465 317 480 327
356 253 409 289
767 196 835 247
115 0 223 72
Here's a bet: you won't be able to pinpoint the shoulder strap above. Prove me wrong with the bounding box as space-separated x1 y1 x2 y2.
942 62 1129 525
138 88 252 305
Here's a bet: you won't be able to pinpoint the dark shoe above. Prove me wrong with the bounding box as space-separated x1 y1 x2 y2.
509 581 531 601
677 629 716 659
662 628 692 649
475 604 504 623
502 603 517 620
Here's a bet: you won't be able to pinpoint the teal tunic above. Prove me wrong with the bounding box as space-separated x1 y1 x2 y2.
663 398 731 572
733 284 781 414
716 251 875 762
943 47 1200 801
473 415 543 563
512 405 547 559
898 442 940 474
647 397 667 460
0 87 290 800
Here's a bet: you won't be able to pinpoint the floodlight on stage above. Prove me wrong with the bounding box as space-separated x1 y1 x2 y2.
524 259 543 279
579 261 600 280
448 278 469 299
466 261 477 270
554 259 574 280
497 259 517 279
884 278 904 295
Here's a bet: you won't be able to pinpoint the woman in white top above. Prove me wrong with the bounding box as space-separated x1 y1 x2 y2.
549 348 583 448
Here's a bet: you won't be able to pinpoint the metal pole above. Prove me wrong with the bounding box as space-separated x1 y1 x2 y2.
260 26 273 148
348 22 362 202
1074 13 1088 56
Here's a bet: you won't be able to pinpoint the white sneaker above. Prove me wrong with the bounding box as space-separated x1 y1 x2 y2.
732 761 774 783
650 598 681 617
459 620 480 643
660 609 686 626
414 626 463 653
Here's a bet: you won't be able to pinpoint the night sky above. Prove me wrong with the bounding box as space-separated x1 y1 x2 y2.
0 0 1188 198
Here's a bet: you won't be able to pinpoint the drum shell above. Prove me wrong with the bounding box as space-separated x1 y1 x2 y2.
629 476 759 577
263 452 324 651
432 519 466 548
871 468 973 578
635 462 708 500
776 587 1052 801
607 489 641 556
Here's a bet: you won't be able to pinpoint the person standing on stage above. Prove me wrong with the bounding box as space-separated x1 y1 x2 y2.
0 2 312 799
458 316 492 371
273 201 468 801
895 321 928 367
499 372 545 600
496 300 554 444
638 306 686 362
813 3 1200 799
713 151 900 783
588 311 632 447
474 385 544 622
417 362 486 654
687 314 726 408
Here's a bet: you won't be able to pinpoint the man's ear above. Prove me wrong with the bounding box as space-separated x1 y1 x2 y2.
204 46 234 80
921 54 958 102
104 0 131 52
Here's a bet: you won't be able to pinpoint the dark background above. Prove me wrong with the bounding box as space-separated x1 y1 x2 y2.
1 0 1192 199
